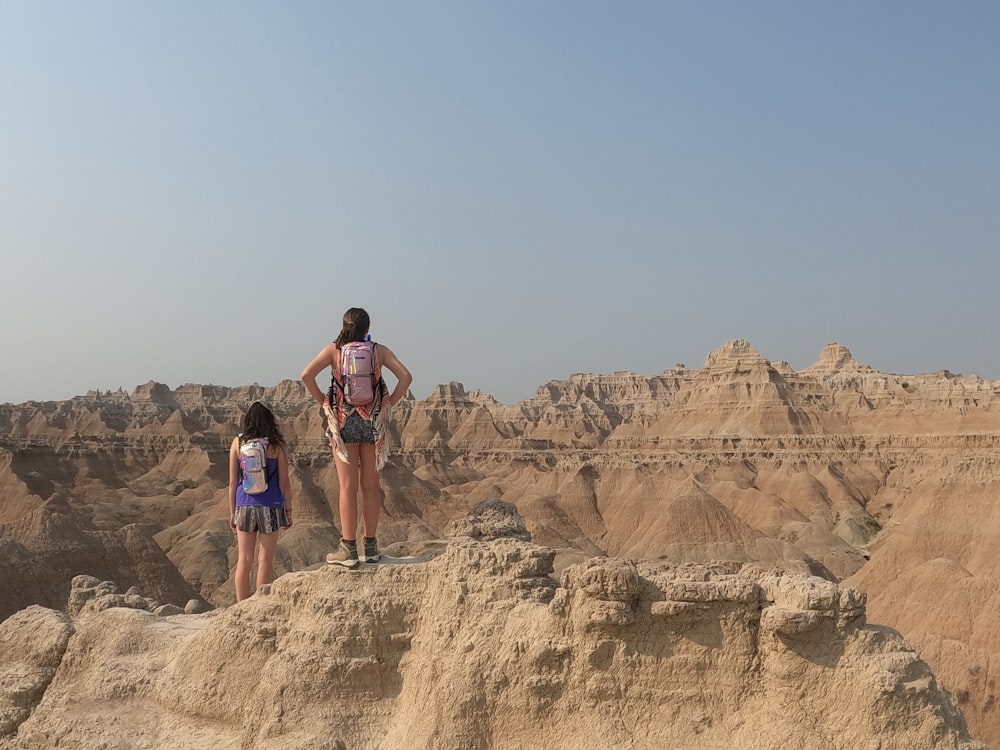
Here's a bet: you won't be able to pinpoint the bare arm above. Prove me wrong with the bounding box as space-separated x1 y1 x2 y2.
277 442 293 527
378 345 413 407
228 437 240 529
301 343 337 406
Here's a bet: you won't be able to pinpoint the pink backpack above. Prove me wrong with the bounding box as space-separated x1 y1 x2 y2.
340 341 377 406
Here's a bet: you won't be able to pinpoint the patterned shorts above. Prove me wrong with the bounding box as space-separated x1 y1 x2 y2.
340 410 375 445
234 505 289 534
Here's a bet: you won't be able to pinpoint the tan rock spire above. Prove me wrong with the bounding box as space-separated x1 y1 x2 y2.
702 339 771 371
803 342 871 372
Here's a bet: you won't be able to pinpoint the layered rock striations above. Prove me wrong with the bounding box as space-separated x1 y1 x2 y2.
2 340 1000 743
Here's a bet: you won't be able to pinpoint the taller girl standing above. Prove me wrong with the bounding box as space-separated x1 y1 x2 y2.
301 307 412 568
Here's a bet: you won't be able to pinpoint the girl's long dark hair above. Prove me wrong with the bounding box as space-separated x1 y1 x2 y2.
242 401 285 446
335 307 370 347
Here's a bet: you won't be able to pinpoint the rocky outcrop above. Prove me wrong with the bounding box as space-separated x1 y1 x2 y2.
443 497 532 541
0 530 984 750
0 606 73 738
66 574 210 618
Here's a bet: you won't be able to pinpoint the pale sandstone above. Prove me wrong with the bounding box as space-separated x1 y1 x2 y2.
0 534 984 750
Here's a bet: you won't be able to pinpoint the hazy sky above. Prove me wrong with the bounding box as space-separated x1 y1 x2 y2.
2 2 998 405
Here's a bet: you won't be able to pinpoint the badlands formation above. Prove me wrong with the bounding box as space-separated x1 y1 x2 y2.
0 339 998 747
0 501 984 750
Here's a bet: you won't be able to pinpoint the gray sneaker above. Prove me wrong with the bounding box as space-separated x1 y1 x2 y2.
326 540 360 568
363 537 381 563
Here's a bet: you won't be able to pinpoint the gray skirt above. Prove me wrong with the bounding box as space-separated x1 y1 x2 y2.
234 505 289 534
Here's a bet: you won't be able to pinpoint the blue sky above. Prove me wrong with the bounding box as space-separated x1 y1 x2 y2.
2 2 998 404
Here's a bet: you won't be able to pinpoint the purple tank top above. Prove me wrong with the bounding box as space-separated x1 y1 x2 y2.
236 457 284 508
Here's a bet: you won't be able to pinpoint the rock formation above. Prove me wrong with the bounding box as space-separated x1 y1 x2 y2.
0 513 985 750
2 340 1000 744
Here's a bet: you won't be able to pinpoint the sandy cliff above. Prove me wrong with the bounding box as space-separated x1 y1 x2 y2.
0 502 985 750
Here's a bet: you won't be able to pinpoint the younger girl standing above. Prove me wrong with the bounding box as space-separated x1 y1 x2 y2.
228 400 292 601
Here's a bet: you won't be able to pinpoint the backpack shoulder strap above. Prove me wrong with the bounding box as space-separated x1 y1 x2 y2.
263 440 282 484
265 453 278 484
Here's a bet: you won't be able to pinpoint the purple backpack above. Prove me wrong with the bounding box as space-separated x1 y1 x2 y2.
341 341 377 406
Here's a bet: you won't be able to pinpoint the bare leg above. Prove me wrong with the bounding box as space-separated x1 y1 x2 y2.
358 443 382 537
235 529 258 602
335 443 362 540
256 531 279 588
